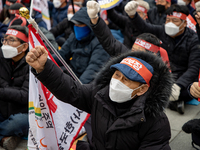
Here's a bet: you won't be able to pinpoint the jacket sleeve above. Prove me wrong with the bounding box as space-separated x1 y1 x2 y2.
91 17 129 56
50 18 69 38
0 72 29 105
176 35 200 88
138 114 171 150
130 13 164 38
79 42 110 84
52 34 73 66
32 59 94 114
107 8 128 29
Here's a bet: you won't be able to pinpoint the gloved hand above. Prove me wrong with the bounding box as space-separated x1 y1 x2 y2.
124 1 139 17
195 1 200 12
86 1 101 19
169 84 181 101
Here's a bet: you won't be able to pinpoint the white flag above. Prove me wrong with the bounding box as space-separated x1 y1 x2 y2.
28 24 90 150
32 0 51 30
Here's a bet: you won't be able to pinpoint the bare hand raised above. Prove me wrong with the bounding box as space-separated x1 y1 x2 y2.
26 46 48 73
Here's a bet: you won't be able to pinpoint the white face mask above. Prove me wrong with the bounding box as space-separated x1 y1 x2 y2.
109 78 143 103
1 44 23 58
165 21 184 36
177 0 186 5
67 14 74 20
53 0 62 8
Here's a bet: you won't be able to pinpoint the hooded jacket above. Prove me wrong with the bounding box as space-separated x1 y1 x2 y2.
52 7 110 84
0 50 29 118
33 50 173 150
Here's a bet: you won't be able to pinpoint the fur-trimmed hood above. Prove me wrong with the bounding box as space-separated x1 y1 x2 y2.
93 51 173 117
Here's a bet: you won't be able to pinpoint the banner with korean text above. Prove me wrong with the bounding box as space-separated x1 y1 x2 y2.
28 24 90 150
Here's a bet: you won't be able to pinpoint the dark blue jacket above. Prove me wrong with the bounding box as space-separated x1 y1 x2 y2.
53 7 110 84
51 2 69 27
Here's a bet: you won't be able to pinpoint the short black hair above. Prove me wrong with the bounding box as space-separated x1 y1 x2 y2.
166 4 189 16
7 25 28 43
10 18 29 26
137 33 161 47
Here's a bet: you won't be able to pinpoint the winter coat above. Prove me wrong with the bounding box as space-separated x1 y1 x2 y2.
91 18 170 67
107 8 145 49
0 50 29 119
51 3 69 27
32 50 172 150
52 7 110 84
50 18 72 41
147 7 166 25
131 13 200 90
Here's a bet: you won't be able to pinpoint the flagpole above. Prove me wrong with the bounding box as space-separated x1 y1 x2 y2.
19 7 82 84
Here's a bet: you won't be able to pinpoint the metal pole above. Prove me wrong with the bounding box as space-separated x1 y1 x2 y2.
19 7 82 84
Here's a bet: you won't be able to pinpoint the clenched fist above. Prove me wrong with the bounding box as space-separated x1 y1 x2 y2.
124 1 139 17
87 1 100 19
26 45 48 73
190 82 200 98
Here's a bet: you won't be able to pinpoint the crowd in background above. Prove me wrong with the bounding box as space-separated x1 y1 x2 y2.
1 0 200 149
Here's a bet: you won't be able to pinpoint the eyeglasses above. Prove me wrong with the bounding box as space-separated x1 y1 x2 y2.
1 38 19 45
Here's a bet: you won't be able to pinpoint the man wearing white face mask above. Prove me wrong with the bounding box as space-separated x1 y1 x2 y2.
51 0 69 27
120 2 200 114
26 45 172 149
0 25 29 149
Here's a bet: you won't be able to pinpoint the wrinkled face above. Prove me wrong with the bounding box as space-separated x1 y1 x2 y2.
112 70 142 97
137 10 147 20
165 16 187 34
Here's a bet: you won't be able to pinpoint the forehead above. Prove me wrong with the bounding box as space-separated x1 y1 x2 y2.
133 44 146 51
166 16 181 20
4 35 17 39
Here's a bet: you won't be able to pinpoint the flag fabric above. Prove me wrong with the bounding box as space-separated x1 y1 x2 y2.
28 24 90 150
32 0 51 30
97 0 123 10
187 14 197 32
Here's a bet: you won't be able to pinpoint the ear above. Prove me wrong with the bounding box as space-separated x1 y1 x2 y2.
136 84 149 96
183 20 187 28
21 43 29 52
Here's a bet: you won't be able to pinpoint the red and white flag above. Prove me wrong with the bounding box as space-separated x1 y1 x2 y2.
187 14 197 32
28 24 90 150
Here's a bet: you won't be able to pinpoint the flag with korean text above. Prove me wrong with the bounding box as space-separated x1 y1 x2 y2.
28 24 90 150
31 0 51 30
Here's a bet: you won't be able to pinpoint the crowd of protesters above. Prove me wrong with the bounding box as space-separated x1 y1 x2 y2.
1 0 200 149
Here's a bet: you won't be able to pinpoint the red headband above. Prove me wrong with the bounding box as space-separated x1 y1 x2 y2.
167 11 187 20
6 29 28 42
9 9 19 14
9 14 27 27
134 38 160 53
120 57 153 86
137 6 147 13
6 0 21 6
